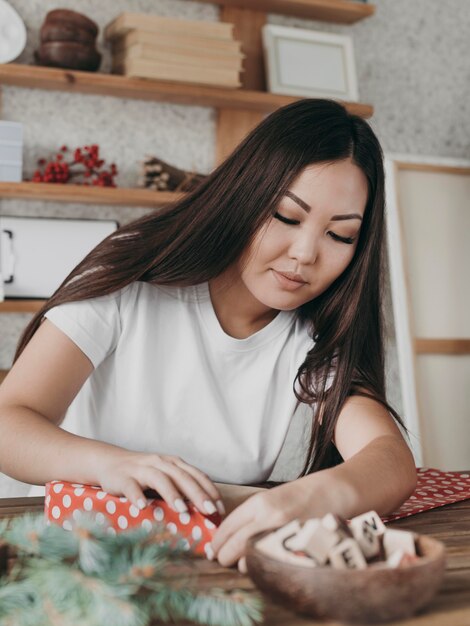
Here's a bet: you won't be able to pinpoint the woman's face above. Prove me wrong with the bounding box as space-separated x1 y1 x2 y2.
238 158 369 314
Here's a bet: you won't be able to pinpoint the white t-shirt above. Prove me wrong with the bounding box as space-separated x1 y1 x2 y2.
28 281 315 494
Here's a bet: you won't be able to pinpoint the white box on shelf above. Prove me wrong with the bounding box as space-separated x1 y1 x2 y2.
0 142 22 162
0 121 23 143
0 122 23 181
0 216 119 298
0 161 22 182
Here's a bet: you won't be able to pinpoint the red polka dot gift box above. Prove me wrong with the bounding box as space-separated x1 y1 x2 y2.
381 467 470 523
45 481 221 559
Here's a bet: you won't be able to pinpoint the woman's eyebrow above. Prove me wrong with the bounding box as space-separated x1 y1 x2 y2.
285 190 363 221
285 190 311 212
331 214 363 222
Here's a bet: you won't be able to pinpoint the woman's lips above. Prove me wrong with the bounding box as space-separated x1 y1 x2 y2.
271 269 307 291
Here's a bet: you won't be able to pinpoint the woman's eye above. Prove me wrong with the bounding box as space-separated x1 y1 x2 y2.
328 231 355 245
274 212 300 226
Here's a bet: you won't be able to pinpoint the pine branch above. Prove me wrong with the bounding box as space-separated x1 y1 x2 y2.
0 512 264 626
185 589 264 626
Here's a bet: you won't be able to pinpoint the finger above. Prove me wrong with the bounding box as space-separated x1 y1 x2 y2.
216 520 260 568
139 467 188 513
211 498 257 554
158 460 221 517
238 556 247 574
170 458 226 515
120 477 149 511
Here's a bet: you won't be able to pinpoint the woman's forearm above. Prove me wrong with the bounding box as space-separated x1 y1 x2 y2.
296 434 417 520
0 405 124 486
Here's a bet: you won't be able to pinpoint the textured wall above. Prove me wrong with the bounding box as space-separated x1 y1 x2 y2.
1 0 468 494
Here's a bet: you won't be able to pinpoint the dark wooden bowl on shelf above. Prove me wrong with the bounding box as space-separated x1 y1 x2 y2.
246 529 446 623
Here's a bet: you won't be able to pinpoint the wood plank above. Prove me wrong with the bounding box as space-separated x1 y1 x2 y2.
396 162 470 176
0 497 44 518
0 300 44 313
0 64 374 118
197 0 375 23
0 181 181 207
415 339 470 355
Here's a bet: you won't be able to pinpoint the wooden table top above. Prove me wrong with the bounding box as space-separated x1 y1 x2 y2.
0 495 469 625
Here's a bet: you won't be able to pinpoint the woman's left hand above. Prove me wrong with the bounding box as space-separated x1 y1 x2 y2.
210 480 314 573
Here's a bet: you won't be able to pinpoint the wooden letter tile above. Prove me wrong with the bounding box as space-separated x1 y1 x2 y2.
328 537 367 570
383 528 417 559
349 510 386 559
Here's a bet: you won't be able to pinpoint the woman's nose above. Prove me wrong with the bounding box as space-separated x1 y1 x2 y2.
288 232 319 265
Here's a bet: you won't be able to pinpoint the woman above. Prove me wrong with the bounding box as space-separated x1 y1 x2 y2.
0 99 417 572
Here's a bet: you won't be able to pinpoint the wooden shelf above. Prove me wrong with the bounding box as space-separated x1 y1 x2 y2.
0 64 374 118
199 0 375 23
0 300 44 313
0 182 182 207
415 339 470 355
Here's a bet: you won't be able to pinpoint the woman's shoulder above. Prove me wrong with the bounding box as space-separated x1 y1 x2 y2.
119 280 203 309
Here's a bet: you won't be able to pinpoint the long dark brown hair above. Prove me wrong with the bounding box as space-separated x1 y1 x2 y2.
15 98 409 476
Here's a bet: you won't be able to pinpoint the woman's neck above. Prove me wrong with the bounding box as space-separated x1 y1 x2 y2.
208 271 279 339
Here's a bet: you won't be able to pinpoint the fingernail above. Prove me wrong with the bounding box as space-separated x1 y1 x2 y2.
174 498 188 513
216 499 226 515
204 500 217 514
205 543 215 561
137 498 147 510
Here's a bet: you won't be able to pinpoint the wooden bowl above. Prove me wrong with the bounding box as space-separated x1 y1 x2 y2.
246 529 446 623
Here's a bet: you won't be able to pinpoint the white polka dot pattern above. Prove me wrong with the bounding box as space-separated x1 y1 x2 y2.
106 501 116 514
118 516 128 529
83 498 93 511
381 467 470 523
44 480 222 559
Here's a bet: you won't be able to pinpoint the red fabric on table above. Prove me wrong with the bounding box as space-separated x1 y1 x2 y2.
381 467 470 523
45 481 221 559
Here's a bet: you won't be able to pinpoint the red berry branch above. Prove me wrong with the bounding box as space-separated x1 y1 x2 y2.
32 144 118 187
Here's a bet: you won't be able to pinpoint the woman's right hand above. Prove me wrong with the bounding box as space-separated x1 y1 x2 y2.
95 450 225 516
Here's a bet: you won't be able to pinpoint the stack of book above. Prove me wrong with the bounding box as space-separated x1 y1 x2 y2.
104 12 244 88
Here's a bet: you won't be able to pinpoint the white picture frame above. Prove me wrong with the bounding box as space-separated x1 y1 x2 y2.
385 153 470 470
262 24 359 102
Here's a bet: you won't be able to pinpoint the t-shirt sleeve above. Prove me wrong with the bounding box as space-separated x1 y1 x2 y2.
44 291 123 368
